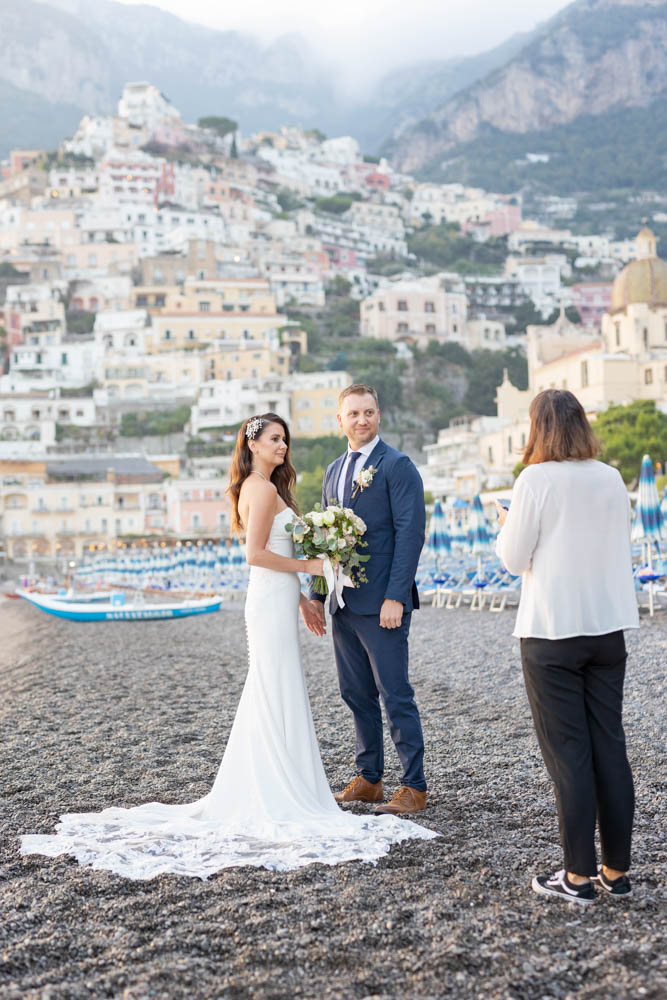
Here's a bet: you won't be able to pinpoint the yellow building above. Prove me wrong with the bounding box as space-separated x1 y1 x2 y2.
289 372 350 436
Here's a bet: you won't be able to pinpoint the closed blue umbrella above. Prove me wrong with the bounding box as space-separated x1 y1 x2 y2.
637 454 663 543
426 499 451 565
636 454 663 615
469 494 493 581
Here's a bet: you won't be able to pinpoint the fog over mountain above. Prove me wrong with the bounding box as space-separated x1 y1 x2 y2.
0 0 552 154
1 0 665 186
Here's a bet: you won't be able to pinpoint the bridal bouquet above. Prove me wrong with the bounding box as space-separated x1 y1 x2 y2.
287 503 369 606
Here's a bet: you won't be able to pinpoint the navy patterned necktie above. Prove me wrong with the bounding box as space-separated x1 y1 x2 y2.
342 452 361 507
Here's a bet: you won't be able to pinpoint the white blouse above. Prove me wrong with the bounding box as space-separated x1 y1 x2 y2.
496 460 639 639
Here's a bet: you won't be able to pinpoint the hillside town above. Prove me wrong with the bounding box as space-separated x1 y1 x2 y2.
1 81 666 567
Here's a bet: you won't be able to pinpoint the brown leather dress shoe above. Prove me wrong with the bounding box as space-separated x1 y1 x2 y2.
334 776 383 803
375 785 427 815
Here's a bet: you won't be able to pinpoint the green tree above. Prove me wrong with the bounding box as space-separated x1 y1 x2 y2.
120 405 191 438
408 222 508 275
594 401 667 484
463 348 528 415
276 188 303 213
66 309 96 334
198 115 238 138
291 435 344 475
295 467 326 512
315 194 355 215
0 262 22 278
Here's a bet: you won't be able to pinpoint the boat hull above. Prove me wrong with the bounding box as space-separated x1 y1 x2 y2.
15 590 222 621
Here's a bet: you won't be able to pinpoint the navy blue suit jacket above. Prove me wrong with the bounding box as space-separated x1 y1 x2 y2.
309 439 425 615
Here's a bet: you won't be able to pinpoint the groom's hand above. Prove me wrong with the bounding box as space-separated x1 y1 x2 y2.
302 599 326 636
379 599 403 629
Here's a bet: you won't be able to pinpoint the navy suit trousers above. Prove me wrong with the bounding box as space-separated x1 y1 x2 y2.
331 606 426 791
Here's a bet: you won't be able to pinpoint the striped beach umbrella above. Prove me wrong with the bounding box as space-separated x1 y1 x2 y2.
635 454 663 615
469 494 493 580
637 454 663 543
426 499 451 565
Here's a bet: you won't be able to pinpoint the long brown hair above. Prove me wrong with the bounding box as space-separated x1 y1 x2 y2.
523 389 600 465
227 413 298 534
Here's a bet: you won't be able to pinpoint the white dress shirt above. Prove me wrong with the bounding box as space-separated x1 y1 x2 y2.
337 435 380 504
496 459 639 639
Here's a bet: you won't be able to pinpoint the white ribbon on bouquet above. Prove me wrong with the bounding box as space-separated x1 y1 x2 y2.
322 557 354 609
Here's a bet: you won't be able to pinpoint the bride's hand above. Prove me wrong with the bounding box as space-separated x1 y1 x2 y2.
307 557 325 576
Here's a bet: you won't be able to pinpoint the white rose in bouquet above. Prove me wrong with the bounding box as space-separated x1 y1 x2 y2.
286 503 370 603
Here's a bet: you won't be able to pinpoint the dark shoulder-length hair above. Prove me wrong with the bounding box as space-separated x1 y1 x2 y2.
523 389 600 465
227 413 298 534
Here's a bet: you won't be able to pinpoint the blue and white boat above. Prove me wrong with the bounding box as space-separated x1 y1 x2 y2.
16 589 222 622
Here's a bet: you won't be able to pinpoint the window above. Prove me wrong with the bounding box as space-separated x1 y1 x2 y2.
163 328 172 340
425 323 436 334
396 322 408 332
155 294 165 307
397 300 408 311
199 301 210 312
192 513 201 529
187 329 196 340
297 398 312 410
581 361 589 387
88 253 97 266
507 436 512 453
378 301 385 312
424 301 435 313
488 446 493 463
61 353 68 365
452 324 458 334
615 322 620 346
643 328 648 349
644 368 653 385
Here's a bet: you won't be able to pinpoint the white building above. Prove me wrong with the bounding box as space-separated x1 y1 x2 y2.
466 318 507 351
190 377 291 434
505 255 562 313
117 82 182 134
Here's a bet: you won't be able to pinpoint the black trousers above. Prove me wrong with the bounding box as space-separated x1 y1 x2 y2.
521 631 634 877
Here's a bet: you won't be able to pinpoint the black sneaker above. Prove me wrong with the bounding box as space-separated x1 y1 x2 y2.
532 869 596 905
592 866 632 898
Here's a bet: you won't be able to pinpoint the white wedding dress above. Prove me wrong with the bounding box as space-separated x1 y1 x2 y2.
21 509 437 879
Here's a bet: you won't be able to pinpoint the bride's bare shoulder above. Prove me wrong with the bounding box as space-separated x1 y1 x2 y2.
239 475 277 519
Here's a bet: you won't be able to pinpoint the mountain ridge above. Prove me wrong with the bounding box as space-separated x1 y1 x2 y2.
0 0 552 156
386 0 667 173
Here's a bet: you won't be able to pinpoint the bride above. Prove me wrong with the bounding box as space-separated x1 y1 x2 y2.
21 413 437 879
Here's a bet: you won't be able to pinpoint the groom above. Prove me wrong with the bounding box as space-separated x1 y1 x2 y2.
308 383 427 815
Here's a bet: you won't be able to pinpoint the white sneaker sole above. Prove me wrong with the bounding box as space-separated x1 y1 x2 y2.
531 876 596 905
592 880 632 899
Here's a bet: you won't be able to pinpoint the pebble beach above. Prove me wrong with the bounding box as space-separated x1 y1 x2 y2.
1 593 665 1000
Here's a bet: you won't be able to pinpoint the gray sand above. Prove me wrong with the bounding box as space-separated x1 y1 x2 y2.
1 597 665 999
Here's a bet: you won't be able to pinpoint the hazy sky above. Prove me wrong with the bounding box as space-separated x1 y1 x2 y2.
115 0 570 91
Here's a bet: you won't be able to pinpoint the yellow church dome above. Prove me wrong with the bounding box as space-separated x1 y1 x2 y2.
610 228 667 313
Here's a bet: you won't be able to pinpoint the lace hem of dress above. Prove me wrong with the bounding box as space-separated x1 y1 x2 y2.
21 812 439 880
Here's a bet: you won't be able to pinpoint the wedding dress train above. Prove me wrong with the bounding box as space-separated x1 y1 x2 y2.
21 508 438 879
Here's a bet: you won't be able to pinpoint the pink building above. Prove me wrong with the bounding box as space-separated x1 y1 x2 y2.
327 246 358 268
570 282 613 328
167 480 231 537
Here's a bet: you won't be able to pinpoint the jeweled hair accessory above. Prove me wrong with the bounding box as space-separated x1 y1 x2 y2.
245 416 264 440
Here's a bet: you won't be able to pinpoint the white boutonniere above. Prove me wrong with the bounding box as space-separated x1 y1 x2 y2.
352 465 377 498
